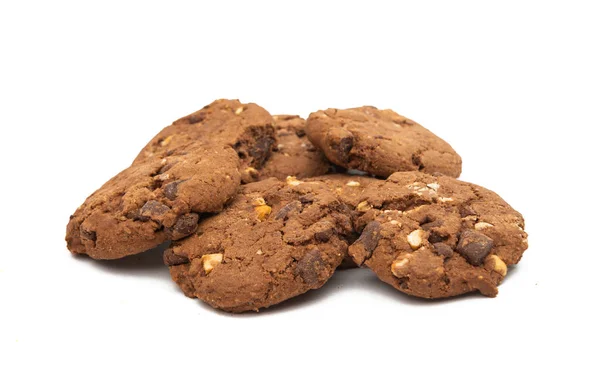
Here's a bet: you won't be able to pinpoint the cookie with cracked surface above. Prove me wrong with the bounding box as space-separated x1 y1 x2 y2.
165 177 353 312
66 144 241 260
256 115 331 181
348 172 528 298
133 99 275 182
305 106 462 178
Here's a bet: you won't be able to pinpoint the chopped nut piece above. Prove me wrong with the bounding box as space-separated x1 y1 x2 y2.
201 253 223 274
256 249 263 255
356 201 372 212
286 176 302 186
160 135 173 147
485 255 507 277
427 183 440 191
346 180 361 187
255 205 272 221
438 197 453 202
391 255 412 277
252 197 266 206
475 222 494 230
407 229 425 250
390 220 401 226
235 107 244 115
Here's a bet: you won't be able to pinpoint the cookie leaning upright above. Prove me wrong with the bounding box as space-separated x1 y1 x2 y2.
305 106 462 178
165 177 354 312
66 144 241 260
133 99 275 183
348 172 528 298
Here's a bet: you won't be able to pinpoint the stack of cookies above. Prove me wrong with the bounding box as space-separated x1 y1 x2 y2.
66 99 528 312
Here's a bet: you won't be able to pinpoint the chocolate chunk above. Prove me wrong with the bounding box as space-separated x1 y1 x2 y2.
294 129 306 137
163 249 190 266
433 242 454 257
158 161 177 174
163 180 183 201
411 153 424 170
299 194 314 204
186 112 206 124
337 136 353 162
460 205 477 218
166 213 199 240
80 227 96 241
456 230 494 265
428 230 447 244
274 201 300 220
140 200 170 218
126 209 150 222
295 249 325 286
249 136 274 167
315 228 334 242
421 220 443 230
357 221 382 254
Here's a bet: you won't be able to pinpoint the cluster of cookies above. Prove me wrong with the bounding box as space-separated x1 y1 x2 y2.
66 99 528 312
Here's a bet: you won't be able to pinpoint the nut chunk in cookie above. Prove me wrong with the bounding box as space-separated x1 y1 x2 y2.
165 177 354 312
66 144 241 260
133 99 275 183
348 172 528 298
305 106 462 178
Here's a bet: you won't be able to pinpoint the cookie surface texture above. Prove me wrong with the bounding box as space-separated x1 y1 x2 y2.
165 177 353 312
305 106 462 178
308 174 382 269
134 99 275 182
348 172 528 298
256 115 331 181
66 144 241 259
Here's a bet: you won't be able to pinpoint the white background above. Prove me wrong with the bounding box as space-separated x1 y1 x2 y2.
1 1 599 379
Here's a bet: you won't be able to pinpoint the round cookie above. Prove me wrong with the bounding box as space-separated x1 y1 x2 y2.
305 106 462 178
256 115 331 181
133 99 275 182
348 172 528 298
66 143 241 260
164 177 353 312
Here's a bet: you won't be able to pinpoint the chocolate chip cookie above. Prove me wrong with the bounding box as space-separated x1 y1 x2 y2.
348 172 528 298
66 143 241 260
305 106 462 178
133 99 275 182
255 115 331 181
165 177 353 312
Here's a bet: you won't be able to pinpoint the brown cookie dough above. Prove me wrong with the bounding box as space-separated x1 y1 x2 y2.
165 177 353 312
66 144 241 260
306 174 382 269
308 173 380 208
255 115 331 181
133 99 275 182
348 172 528 298
305 106 462 178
